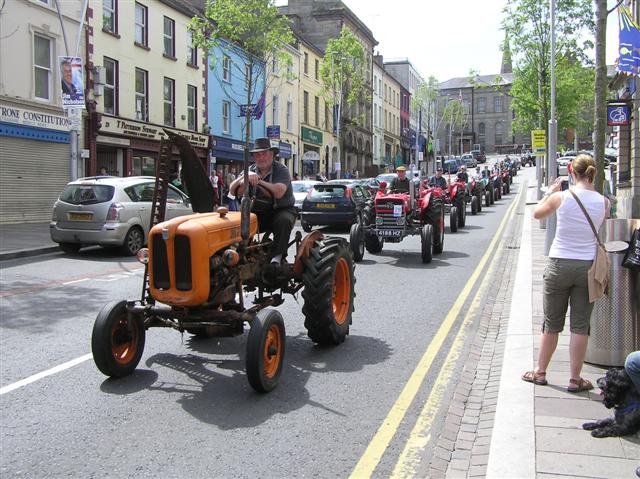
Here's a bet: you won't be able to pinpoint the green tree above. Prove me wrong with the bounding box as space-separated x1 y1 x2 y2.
319 27 368 167
412 76 439 160
442 99 466 157
502 0 594 149
189 0 294 238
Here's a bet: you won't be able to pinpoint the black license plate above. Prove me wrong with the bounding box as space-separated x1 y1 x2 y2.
377 230 402 237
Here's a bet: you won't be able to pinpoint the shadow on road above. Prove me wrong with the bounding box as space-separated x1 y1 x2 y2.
98 332 392 429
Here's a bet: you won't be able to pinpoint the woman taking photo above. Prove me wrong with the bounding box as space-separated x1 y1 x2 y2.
522 154 609 392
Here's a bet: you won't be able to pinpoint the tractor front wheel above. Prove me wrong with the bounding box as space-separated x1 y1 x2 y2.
349 223 364 262
471 196 478 215
450 206 458 233
301 220 312 233
302 238 355 345
421 224 433 264
433 211 445 254
246 308 285 393
365 234 384 253
485 191 491 207
92 301 145 378
457 200 466 227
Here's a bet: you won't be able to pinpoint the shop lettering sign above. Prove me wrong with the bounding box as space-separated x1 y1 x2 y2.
0 102 70 131
101 115 209 148
301 126 323 145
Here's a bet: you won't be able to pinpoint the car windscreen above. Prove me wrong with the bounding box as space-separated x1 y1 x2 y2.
292 182 315 193
309 185 346 199
59 184 115 205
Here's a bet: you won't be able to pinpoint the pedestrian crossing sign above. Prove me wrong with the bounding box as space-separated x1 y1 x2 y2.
531 130 546 156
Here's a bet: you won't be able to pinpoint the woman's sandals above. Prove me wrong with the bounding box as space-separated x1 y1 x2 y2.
521 370 548 386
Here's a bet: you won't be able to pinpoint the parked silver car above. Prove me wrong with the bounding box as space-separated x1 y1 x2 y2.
50 176 193 255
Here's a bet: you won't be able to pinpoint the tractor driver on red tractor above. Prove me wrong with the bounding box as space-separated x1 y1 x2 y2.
389 165 411 193
457 164 469 183
428 167 448 190
228 138 297 266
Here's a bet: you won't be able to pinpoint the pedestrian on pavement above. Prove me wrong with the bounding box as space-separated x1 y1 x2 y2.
210 170 219 207
98 166 108 176
522 154 609 393
625 350 640 393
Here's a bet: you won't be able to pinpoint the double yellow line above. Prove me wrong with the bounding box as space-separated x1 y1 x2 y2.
350 181 525 479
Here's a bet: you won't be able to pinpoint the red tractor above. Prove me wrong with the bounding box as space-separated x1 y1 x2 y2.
444 177 467 233
349 179 445 264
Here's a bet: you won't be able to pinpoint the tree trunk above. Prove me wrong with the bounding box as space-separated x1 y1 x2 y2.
593 0 608 194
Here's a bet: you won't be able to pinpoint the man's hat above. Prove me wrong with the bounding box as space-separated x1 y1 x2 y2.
250 137 279 155
436 166 443 172
396 165 406 172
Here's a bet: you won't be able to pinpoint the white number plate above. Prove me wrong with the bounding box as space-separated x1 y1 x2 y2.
377 229 402 237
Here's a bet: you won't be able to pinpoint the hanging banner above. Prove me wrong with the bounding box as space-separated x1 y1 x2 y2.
58 56 85 109
617 7 640 76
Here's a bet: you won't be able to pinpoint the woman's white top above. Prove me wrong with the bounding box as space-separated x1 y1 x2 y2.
549 188 606 261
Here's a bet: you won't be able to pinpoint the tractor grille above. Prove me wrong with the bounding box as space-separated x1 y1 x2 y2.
375 200 405 230
152 234 170 290
174 235 192 291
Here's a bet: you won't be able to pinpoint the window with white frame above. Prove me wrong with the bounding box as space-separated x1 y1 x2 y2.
303 52 308 75
135 68 148 121
314 96 319 126
495 122 504 144
286 100 292 131
163 17 175 57
223 55 231 82
287 61 293 80
477 97 486 114
303 91 309 124
494 96 503 113
271 95 279 125
163 77 174 126
103 57 118 115
135 2 147 46
187 84 197 131
314 59 319 80
187 30 197 66
33 34 51 101
222 101 230 133
103 0 117 33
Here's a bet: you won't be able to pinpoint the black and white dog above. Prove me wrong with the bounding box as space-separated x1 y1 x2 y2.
582 368 640 438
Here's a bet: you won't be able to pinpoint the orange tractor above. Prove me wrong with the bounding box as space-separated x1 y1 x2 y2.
91 132 356 392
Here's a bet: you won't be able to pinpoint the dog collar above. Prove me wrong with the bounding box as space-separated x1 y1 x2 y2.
619 401 640 414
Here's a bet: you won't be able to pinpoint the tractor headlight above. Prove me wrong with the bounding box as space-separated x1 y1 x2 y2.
376 216 383 225
396 216 405 226
137 248 149 264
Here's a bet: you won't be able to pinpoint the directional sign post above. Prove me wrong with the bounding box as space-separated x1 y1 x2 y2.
531 129 546 156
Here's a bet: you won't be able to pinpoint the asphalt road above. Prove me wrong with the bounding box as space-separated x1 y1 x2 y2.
0 166 529 478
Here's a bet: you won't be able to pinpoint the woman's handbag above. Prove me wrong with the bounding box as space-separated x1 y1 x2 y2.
622 228 640 271
569 189 611 303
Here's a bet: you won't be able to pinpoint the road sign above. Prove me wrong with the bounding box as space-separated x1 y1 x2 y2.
267 125 280 139
531 129 546 156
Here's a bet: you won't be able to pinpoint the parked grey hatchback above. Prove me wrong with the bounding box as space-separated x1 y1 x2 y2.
50 176 193 255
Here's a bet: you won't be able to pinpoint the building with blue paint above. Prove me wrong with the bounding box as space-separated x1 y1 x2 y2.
207 40 266 175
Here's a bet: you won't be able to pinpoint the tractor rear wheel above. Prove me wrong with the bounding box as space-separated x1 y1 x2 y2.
365 234 384 253
349 223 364 262
246 308 285 393
92 300 145 378
450 206 458 233
421 224 433 264
302 238 355 345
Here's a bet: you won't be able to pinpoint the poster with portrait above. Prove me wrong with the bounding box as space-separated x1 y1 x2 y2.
58 56 85 109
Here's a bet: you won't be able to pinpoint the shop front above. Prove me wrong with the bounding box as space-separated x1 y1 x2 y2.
301 126 322 178
90 115 209 179
0 99 72 223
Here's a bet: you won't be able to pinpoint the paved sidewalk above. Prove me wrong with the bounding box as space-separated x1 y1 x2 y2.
430 179 639 478
0 222 58 260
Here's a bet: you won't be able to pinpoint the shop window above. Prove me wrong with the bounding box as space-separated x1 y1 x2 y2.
135 2 147 47
103 0 117 33
104 57 118 115
132 156 155 176
187 30 197 66
187 85 197 131
222 101 230 134
163 77 175 126
135 68 148 121
223 55 231 82
33 34 51 101
163 16 175 58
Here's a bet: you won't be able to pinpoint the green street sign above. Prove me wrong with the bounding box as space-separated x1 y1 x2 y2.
301 126 323 145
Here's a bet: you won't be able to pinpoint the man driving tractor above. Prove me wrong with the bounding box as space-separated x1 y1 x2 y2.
429 167 448 189
389 165 411 193
457 164 469 183
228 138 296 265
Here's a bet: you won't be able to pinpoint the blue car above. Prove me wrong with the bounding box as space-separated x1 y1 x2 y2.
300 183 370 232
444 159 459 174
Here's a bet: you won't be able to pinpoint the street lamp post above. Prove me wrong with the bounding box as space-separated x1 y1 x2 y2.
331 53 345 179
545 0 558 254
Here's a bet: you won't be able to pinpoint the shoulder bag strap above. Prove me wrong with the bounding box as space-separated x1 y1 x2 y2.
569 189 604 247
